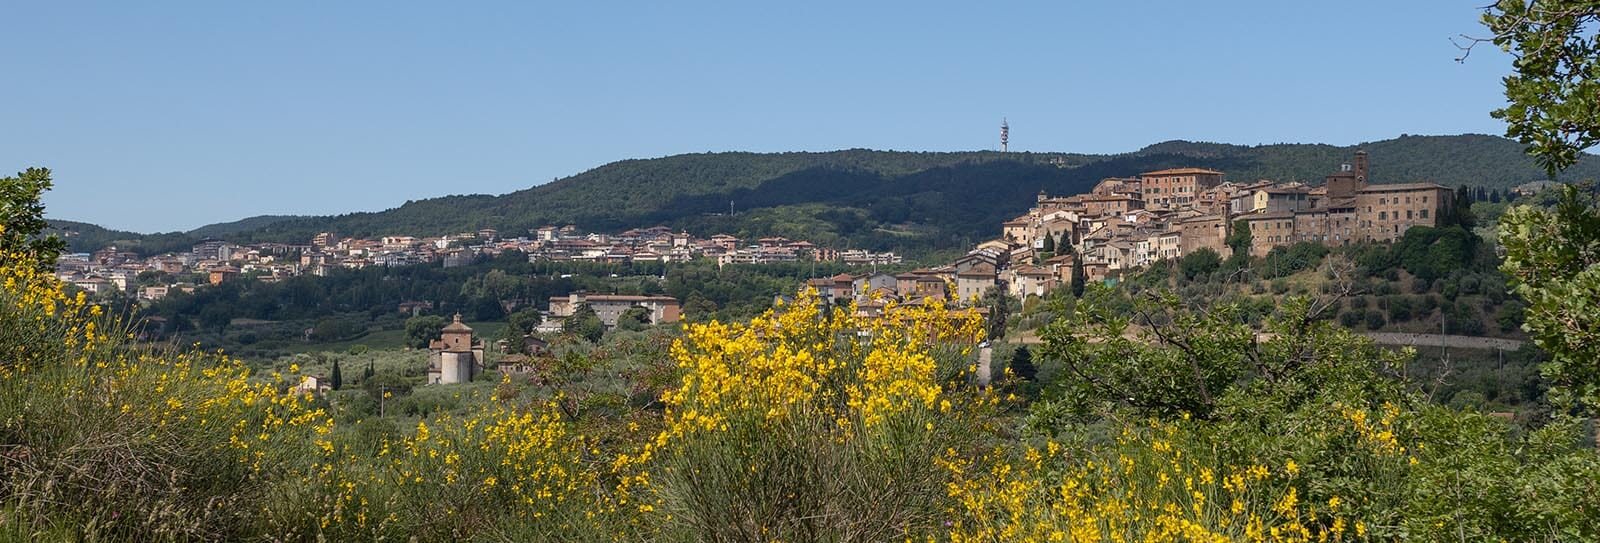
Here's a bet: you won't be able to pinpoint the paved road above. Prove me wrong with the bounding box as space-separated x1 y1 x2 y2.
1013 328 1524 352
1360 332 1525 351
976 346 992 386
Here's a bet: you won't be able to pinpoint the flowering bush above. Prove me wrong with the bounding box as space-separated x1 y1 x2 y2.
635 291 993 541
0 251 330 540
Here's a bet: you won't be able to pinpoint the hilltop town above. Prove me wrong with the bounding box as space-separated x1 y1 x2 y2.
52 149 1478 329
799 150 1463 310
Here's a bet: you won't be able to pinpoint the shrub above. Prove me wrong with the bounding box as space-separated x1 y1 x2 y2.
1340 310 1364 328
1388 296 1414 322
1271 279 1290 295
1365 311 1387 330
1497 300 1526 333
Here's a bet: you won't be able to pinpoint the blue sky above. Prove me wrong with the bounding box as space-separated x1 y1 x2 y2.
2 1 1514 233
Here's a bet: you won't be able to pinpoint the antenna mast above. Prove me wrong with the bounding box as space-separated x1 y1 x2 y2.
1000 118 1009 152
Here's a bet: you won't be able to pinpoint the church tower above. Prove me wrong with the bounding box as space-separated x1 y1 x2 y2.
1353 149 1369 188
428 314 484 384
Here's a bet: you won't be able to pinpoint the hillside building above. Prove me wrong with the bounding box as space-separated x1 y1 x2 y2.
546 293 681 328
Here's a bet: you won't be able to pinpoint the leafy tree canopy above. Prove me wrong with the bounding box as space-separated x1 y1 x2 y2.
1 168 66 271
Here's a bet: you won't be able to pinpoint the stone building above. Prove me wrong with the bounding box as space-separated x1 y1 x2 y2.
1237 211 1297 257
1139 168 1225 208
1355 183 1454 242
546 293 681 328
428 314 484 385
1177 214 1228 256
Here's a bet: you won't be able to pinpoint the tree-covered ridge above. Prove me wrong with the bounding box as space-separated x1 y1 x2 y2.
49 134 1600 257
1132 134 1599 187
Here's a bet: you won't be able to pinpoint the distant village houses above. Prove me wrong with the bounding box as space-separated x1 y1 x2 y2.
865 150 1458 307
61 221 894 306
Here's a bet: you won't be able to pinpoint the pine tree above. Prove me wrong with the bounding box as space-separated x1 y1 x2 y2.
331 360 343 391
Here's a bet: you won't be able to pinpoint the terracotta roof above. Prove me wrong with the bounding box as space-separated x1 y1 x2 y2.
551 295 679 303
1141 168 1225 176
442 314 472 333
1358 182 1449 193
1240 211 1296 220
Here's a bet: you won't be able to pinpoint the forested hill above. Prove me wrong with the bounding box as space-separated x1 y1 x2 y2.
49 134 1600 258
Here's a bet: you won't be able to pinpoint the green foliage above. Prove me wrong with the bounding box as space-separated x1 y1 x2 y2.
1483 1 1600 176
331 360 342 390
0 168 66 270
498 307 544 354
1364 311 1386 330
1389 225 1481 282
1225 219 1252 264
563 303 605 343
616 306 652 332
1178 247 1221 280
310 316 364 342
1500 184 1600 412
1009 345 1037 381
1259 242 1330 279
1042 286 1248 419
1069 254 1085 298
404 315 446 349
980 287 1015 341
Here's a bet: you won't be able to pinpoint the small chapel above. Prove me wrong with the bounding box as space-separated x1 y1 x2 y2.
427 314 484 384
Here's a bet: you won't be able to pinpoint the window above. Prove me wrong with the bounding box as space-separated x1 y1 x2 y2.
1406 210 1413 220
1380 198 1387 205
1405 196 1411 204
1379 211 1387 220
1422 196 1428 203
1420 209 1429 219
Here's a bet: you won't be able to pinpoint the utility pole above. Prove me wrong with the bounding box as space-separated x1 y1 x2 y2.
1441 314 1448 362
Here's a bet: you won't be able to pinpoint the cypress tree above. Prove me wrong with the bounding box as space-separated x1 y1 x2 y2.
331 360 343 391
1070 254 1086 298
1010 346 1038 381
